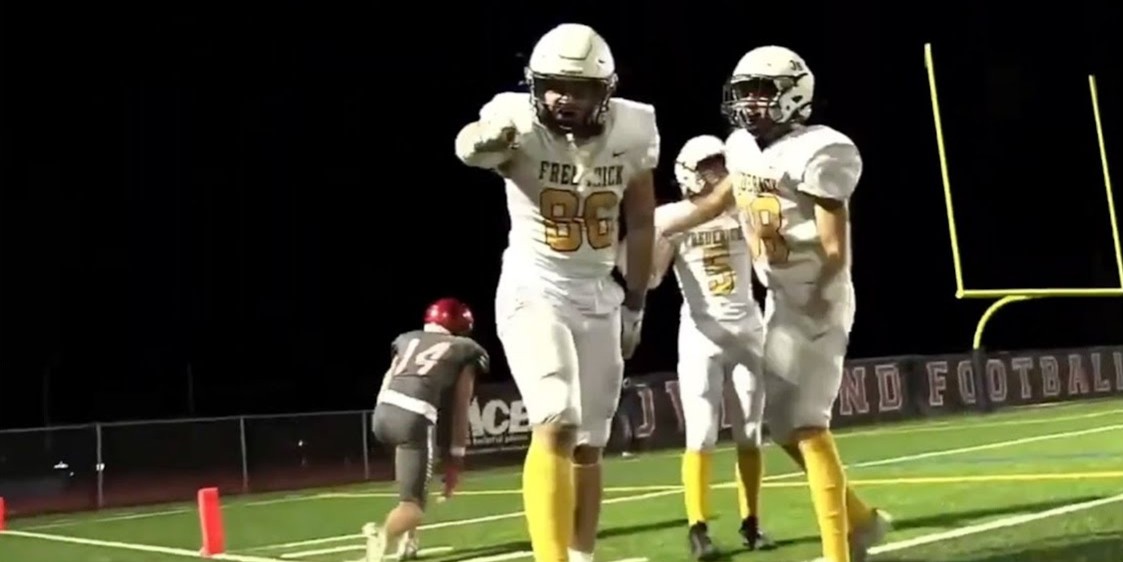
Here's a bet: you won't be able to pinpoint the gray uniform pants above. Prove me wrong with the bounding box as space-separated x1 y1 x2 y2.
372 402 435 509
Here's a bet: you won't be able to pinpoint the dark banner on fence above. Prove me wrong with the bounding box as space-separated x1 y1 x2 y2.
3 345 1120 518
463 345 1123 458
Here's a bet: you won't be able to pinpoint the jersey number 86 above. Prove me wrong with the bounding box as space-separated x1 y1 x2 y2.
540 188 620 252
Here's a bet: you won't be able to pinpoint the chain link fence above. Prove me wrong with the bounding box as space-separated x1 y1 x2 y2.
0 410 392 518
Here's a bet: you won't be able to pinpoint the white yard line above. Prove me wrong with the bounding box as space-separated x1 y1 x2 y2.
26 508 193 530
280 544 452 559
459 551 533 562
0 529 287 562
252 422 1123 552
21 493 337 531
841 423 1123 470
802 491 1123 561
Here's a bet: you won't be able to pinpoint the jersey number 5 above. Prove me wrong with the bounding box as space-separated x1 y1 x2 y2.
391 339 452 376
702 244 736 296
540 188 620 252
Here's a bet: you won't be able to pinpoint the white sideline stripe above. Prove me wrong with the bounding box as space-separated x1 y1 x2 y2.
609 558 649 562
460 551 532 562
20 405 1120 532
0 529 286 562
27 508 192 530
254 421 1123 551
281 544 452 559
22 495 330 531
843 423 1123 470
801 491 1123 561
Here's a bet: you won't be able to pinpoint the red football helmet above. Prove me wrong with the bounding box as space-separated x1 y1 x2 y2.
423 298 475 335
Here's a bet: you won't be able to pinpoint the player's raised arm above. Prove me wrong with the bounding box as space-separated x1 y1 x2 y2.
454 94 526 172
804 143 862 292
658 177 735 236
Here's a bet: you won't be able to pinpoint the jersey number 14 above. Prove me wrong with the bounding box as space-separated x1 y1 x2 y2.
540 188 620 252
391 339 452 377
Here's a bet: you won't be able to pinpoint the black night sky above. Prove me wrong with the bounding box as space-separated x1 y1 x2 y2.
1 2 1121 429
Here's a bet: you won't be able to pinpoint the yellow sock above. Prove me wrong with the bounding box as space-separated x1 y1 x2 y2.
798 430 849 562
681 450 712 525
735 447 763 519
523 437 574 562
846 486 874 529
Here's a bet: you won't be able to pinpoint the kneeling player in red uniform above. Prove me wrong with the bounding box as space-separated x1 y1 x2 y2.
363 298 488 561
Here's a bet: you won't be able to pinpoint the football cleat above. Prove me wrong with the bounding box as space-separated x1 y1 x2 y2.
739 515 776 550
397 533 419 560
362 523 387 562
687 522 718 561
850 509 893 562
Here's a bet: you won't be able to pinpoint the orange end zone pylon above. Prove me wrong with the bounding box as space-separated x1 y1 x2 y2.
0 496 7 531
197 487 226 557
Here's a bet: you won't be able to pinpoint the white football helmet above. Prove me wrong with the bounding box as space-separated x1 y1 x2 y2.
525 23 618 134
674 135 725 196
722 46 814 135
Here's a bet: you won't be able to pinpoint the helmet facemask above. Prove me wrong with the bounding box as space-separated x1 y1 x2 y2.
527 70 617 138
722 75 809 140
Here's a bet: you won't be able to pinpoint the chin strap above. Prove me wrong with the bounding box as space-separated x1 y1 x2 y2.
566 132 595 189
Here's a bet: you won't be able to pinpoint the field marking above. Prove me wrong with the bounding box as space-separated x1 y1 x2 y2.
280 544 452 559
18 495 345 532
24 508 193 530
254 490 680 551
837 405 1123 438
17 405 1119 532
319 468 1123 498
0 528 287 562
801 491 1123 561
849 423 1122 469
306 424 1123 500
460 551 532 561
250 421 1122 552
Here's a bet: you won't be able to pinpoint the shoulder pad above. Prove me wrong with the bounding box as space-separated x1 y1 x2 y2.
608 98 660 170
724 129 763 173
802 125 855 150
784 125 857 170
609 98 656 122
390 330 414 352
467 339 491 372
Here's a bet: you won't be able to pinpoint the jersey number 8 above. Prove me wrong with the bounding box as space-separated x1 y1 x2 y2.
540 188 620 252
747 194 790 264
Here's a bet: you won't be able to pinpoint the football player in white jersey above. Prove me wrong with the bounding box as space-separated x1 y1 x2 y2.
454 23 659 562
656 46 891 562
646 135 773 559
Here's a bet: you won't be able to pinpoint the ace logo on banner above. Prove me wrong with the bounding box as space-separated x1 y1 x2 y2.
465 385 532 455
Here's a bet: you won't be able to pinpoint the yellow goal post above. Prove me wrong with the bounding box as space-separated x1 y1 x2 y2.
924 43 1123 353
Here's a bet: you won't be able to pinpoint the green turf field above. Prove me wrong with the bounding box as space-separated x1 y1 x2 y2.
2 399 1122 562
